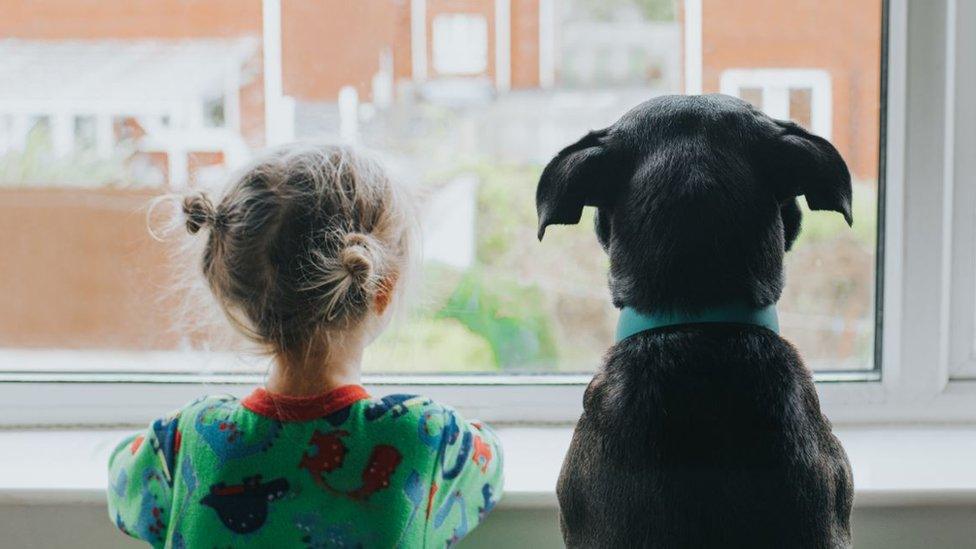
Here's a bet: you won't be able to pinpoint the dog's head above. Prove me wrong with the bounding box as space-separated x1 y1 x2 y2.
536 94 852 313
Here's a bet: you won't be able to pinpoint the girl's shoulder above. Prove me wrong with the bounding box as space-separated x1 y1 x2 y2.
356 393 487 433
352 394 499 458
357 393 440 422
157 394 242 435
179 393 241 417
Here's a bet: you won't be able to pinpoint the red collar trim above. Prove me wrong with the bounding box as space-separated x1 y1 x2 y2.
241 385 370 422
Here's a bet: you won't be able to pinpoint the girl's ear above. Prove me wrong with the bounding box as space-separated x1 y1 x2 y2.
373 273 399 316
760 120 853 226
536 128 618 240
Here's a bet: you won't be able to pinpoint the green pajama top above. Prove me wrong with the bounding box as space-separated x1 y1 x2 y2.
106 385 503 548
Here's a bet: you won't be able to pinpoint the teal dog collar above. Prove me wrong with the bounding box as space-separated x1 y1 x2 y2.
615 303 779 342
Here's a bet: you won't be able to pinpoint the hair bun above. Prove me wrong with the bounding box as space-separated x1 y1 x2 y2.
182 193 215 234
340 232 375 285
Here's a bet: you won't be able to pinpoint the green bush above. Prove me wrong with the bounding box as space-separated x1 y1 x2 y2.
0 127 135 188
438 270 558 371
364 316 496 373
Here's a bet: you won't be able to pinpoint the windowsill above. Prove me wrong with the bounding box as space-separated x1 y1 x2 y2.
1 427 975 509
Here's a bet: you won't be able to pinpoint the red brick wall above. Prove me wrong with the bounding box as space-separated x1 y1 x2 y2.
280 0 405 102
700 0 883 179
0 0 261 38
240 50 267 149
394 0 415 82
0 189 178 349
2 0 541 101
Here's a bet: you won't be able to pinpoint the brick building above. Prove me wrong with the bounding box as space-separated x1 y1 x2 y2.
0 0 554 186
682 0 883 179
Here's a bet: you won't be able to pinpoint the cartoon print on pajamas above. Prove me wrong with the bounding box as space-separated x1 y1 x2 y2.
170 455 199 549
150 412 181 484
114 511 130 537
364 394 431 421
478 483 497 521
200 475 289 534
299 430 350 475
470 434 493 473
348 445 402 500
419 407 473 480
324 405 353 427
395 470 425 548
433 490 469 548
111 469 128 500
196 401 281 463
302 439 403 501
132 469 168 544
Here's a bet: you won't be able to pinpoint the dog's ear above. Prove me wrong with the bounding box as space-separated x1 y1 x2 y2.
763 120 853 226
536 128 617 240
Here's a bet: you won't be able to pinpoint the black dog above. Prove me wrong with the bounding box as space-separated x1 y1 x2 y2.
537 94 853 548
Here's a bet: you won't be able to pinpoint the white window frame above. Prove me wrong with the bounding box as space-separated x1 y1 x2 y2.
945 0 976 380
431 13 489 76
719 68 832 139
2 0 976 428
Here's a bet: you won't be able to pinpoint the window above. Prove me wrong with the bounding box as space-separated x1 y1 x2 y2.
1 0 881 376
74 116 97 153
432 14 489 75
18 0 974 427
719 69 832 139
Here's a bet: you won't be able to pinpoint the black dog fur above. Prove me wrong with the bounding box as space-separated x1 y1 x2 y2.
537 94 854 548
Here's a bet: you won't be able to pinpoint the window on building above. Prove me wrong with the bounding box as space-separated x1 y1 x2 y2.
789 88 814 130
0 0 884 386
738 87 763 110
719 69 833 139
203 97 227 128
74 116 97 152
432 14 489 76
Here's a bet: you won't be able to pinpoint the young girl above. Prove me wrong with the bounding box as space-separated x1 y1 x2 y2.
107 145 503 548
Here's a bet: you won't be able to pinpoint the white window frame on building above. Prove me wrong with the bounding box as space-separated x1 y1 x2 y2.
719 68 832 138
432 13 490 76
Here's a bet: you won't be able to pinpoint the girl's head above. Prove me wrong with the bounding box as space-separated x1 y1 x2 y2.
178 144 414 361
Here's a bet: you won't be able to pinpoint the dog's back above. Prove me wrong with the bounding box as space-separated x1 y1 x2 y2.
537 95 856 547
558 324 852 548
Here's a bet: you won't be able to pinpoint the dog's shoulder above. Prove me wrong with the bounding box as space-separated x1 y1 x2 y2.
583 324 817 434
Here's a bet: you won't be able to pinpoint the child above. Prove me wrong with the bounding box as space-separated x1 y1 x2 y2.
107 145 503 548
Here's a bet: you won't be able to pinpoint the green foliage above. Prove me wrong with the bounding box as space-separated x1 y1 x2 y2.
438 270 558 370
578 0 676 21
364 316 496 373
419 159 612 372
792 182 878 248
471 163 541 265
0 127 134 188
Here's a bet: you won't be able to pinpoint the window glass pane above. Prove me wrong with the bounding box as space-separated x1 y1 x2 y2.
0 0 882 376
739 87 764 110
432 14 489 75
74 116 97 153
789 87 813 130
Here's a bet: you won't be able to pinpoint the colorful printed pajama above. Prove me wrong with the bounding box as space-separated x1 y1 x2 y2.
107 385 503 548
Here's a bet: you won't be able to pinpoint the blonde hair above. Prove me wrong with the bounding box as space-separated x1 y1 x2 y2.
175 144 415 358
